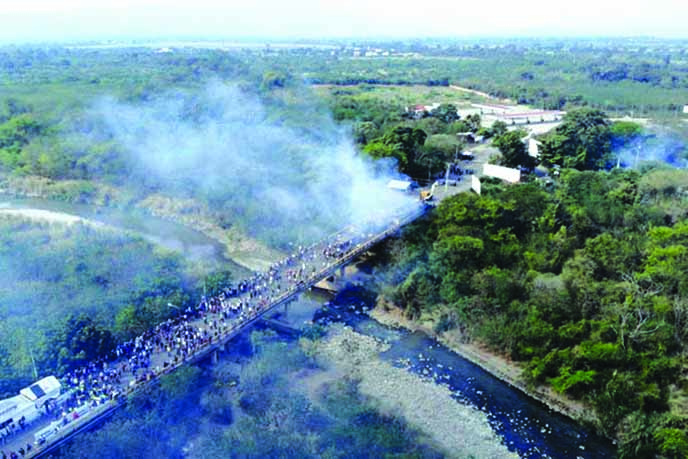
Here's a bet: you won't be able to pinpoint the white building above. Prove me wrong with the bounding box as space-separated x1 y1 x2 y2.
471 103 564 128
405 102 441 119
683 105 688 114
528 138 540 158
471 103 513 115
471 176 481 195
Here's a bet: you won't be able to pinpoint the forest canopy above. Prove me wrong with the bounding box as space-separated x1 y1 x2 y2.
381 165 688 457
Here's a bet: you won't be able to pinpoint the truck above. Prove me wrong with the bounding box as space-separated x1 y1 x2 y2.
459 151 475 161
419 182 438 202
0 376 61 430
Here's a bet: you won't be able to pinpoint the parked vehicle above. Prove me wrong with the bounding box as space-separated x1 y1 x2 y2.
0 376 61 430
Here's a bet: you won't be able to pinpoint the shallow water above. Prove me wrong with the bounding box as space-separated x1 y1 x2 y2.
307 287 617 459
49 286 616 459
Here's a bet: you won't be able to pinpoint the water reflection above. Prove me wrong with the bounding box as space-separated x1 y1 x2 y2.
307 287 616 459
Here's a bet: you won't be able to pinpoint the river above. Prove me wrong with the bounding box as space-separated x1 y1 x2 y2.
0 197 248 277
1 198 616 457
291 287 617 459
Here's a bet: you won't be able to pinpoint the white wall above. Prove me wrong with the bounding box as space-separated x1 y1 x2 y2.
471 175 481 195
483 164 521 183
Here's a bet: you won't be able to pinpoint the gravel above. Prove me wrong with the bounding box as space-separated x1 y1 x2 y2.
314 325 519 459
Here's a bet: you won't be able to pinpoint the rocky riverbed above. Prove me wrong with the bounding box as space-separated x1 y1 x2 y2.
314 325 519 459
370 301 596 425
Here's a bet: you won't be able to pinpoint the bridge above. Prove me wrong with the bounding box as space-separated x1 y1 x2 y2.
2 203 429 459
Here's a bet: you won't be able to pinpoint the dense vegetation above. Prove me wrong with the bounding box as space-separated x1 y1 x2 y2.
1 38 687 185
380 164 688 457
1 48 416 248
323 77 688 456
1 39 688 457
316 61 688 457
284 39 688 114
0 218 201 396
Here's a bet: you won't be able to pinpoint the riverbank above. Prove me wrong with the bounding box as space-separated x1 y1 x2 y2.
138 193 283 271
313 324 519 459
0 207 107 227
370 298 599 428
0 174 282 271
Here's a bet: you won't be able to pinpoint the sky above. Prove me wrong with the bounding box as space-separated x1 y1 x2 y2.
0 0 686 44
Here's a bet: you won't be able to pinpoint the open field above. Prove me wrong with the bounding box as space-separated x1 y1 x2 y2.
312 83 487 107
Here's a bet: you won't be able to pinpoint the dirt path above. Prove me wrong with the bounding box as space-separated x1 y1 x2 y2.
450 84 496 100
450 84 516 104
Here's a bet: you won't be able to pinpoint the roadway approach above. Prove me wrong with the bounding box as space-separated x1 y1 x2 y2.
4 203 428 459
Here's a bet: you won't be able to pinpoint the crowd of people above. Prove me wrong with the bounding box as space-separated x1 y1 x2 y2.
1 417 29 459
2 205 423 458
1 221 378 457
2 444 31 459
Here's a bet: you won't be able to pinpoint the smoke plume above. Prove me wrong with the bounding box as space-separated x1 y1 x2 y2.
613 131 688 170
95 82 417 248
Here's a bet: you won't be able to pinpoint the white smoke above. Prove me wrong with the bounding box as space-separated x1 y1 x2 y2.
613 133 688 170
94 82 417 247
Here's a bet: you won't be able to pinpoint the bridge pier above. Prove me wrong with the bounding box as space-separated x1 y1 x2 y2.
211 349 219 365
339 265 346 278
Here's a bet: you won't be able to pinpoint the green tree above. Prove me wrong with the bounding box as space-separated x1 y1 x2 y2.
539 108 612 170
447 120 472 134
0 114 42 149
364 126 428 175
353 121 379 144
202 270 233 297
416 116 447 135
424 134 461 158
490 120 508 138
261 71 290 90
0 114 43 170
655 427 688 458
431 103 459 124
420 134 463 175
611 121 643 149
493 130 533 169
47 314 116 374
363 141 406 168
464 113 482 133
383 126 428 157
